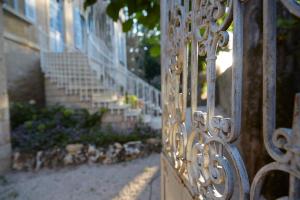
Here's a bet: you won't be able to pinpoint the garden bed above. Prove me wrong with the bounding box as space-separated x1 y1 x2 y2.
10 102 161 171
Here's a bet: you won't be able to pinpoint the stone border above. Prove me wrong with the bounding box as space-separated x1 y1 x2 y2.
12 138 161 171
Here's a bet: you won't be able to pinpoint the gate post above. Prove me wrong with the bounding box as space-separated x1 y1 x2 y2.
239 0 267 180
160 0 167 198
0 2 12 174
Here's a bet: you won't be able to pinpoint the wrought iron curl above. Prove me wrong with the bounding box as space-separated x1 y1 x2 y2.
163 0 250 198
164 1 190 173
250 0 300 198
251 94 300 199
280 0 300 18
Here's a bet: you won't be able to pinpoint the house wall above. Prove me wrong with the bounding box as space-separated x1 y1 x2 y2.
0 5 11 175
2 0 129 106
2 0 47 105
63 0 75 50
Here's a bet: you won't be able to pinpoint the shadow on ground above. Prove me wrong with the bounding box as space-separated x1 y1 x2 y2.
0 154 160 200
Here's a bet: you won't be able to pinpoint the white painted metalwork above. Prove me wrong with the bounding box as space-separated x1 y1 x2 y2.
161 0 300 199
38 14 161 118
250 1 300 199
40 44 161 116
161 0 249 198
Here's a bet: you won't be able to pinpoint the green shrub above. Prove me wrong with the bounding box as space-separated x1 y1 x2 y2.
10 103 157 152
125 94 139 108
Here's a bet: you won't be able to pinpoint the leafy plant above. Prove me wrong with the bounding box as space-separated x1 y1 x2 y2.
125 94 139 108
84 0 160 31
10 103 158 153
84 0 160 59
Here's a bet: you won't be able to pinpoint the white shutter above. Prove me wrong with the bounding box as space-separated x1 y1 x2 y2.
25 0 36 22
119 34 126 64
74 8 83 49
49 0 58 51
49 0 64 52
57 3 64 52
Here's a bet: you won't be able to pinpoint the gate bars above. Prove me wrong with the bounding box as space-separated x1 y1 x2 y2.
251 0 300 199
160 0 300 199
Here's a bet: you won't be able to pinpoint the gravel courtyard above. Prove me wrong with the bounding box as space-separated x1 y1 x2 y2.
0 154 160 200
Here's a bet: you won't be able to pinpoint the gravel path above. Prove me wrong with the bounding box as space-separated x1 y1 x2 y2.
0 154 160 200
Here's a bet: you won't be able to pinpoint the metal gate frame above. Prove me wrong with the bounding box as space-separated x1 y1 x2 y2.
160 0 300 199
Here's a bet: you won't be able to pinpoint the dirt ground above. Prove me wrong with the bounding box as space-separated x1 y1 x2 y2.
0 154 160 200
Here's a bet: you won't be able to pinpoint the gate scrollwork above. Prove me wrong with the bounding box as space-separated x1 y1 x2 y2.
163 0 250 199
250 1 300 199
162 0 300 199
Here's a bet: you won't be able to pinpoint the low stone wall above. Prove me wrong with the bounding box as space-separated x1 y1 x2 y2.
12 138 161 171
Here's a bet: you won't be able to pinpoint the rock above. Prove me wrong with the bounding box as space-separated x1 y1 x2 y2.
87 146 105 163
88 151 100 163
12 152 35 171
42 148 65 168
35 151 43 171
104 144 124 164
24 156 35 171
97 148 107 163
145 138 162 153
74 153 87 164
66 144 83 155
102 157 112 164
103 145 114 164
114 142 123 150
123 141 143 160
88 145 97 155
52 148 65 168
146 138 161 146
12 152 23 170
63 154 73 165
11 140 155 170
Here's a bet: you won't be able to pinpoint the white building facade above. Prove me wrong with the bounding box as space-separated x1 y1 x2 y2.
2 0 161 128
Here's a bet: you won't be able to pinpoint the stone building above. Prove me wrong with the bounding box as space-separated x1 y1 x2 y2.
0 0 161 173
0 3 11 174
1 0 161 125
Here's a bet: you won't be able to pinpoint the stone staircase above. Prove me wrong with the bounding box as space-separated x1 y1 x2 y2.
41 52 144 129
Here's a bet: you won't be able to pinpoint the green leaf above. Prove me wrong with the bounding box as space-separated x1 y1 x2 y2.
122 19 133 32
84 0 97 10
150 45 160 57
106 2 123 21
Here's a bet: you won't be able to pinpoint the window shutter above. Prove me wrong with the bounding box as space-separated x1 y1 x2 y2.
119 34 126 64
49 0 57 51
56 3 64 52
74 8 83 49
49 0 64 52
25 0 36 22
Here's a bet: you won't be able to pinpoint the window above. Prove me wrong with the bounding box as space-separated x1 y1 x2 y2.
4 0 36 22
95 12 112 50
25 0 36 22
49 0 64 52
118 33 126 65
88 7 94 33
74 7 84 50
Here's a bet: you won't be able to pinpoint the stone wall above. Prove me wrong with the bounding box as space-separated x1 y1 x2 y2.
3 8 45 105
0 5 11 175
4 40 44 105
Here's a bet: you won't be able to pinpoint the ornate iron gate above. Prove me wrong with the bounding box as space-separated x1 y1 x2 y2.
160 0 300 199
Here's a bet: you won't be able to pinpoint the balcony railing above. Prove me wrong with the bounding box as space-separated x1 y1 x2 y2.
38 27 161 115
